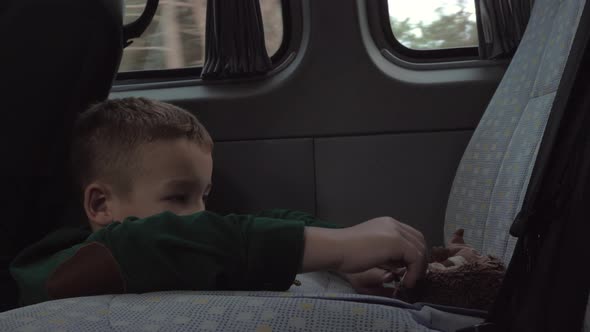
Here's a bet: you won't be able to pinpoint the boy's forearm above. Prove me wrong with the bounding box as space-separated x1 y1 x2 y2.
253 209 341 229
300 227 345 273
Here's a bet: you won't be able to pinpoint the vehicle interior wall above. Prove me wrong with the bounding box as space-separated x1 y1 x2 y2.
111 0 508 246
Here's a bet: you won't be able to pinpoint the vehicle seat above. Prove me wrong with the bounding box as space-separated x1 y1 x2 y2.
445 0 586 263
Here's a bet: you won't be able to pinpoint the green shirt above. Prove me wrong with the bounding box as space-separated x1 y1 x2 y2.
10 209 337 306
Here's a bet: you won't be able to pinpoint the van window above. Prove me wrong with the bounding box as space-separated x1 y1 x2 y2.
387 0 478 51
119 0 284 73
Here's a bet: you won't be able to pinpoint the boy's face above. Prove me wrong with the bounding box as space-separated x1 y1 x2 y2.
91 138 213 225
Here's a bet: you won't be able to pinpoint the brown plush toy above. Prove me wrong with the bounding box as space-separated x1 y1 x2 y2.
395 229 506 311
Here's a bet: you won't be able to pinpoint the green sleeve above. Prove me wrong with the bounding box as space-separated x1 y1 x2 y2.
11 210 308 305
10 245 84 306
91 211 305 293
251 209 341 228
9 228 91 306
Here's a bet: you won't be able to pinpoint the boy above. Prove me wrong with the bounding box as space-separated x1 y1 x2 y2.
10 98 427 306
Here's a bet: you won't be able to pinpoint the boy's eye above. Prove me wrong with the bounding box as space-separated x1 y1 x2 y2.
165 194 188 204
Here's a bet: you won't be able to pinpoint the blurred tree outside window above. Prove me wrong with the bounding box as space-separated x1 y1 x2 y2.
388 0 478 50
120 0 284 72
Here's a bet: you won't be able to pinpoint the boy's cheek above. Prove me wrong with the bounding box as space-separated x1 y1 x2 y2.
176 205 206 217
117 198 205 219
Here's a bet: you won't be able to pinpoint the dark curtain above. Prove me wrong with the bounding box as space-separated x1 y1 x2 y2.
201 0 272 80
476 0 535 59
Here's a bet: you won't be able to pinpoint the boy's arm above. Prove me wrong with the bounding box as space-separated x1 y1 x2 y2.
11 212 426 306
9 228 93 306
10 244 86 306
11 211 311 305
251 209 340 228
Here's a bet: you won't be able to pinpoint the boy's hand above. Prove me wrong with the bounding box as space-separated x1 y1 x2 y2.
341 268 397 297
302 217 427 288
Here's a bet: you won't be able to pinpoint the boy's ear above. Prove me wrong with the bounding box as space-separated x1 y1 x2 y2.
84 183 114 228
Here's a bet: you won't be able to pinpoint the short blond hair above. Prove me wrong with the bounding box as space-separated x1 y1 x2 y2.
71 97 213 193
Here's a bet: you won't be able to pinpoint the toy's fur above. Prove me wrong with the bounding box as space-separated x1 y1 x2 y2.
396 229 506 311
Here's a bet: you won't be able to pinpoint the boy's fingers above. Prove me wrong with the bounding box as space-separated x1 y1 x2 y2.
398 227 426 256
359 268 393 287
383 271 395 283
397 221 424 243
396 225 428 280
394 267 407 276
397 223 427 254
399 239 427 289
402 262 422 288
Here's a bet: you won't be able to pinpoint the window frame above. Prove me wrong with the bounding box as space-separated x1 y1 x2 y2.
368 0 482 64
114 0 294 84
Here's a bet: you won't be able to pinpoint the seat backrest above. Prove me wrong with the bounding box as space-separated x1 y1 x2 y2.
585 298 590 332
0 0 126 311
445 0 587 263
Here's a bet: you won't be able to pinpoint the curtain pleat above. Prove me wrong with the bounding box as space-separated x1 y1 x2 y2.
201 0 272 79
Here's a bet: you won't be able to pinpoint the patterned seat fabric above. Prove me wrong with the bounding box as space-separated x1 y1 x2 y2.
0 293 433 332
445 0 586 263
0 273 485 332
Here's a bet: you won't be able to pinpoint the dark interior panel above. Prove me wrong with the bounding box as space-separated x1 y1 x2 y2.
206 130 471 247
315 131 472 246
207 138 316 215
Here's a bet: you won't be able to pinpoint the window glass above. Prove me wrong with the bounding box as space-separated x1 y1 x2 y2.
387 0 478 50
119 0 284 72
